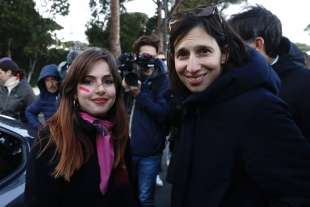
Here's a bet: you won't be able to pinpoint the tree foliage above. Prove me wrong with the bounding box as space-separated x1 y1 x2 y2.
86 20 109 48
295 42 310 53
88 0 132 22
120 13 148 52
50 0 70 15
85 0 248 54
86 12 148 53
88 0 136 55
0 0 68 84
35 0 70 16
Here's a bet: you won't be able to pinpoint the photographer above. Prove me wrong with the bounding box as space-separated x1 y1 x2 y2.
121 34 170 207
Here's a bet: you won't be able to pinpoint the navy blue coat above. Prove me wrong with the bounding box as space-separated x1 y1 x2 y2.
169 49 310 207
273 37 310 141
130 59 170 157
25 64 61 130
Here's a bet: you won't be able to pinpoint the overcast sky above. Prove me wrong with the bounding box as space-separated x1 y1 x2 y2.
35 0 310 45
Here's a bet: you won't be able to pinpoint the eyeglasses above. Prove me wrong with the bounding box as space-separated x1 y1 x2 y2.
80 76 115 91
168 5 221 32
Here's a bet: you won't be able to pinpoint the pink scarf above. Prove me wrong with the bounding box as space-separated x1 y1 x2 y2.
80 112 114 194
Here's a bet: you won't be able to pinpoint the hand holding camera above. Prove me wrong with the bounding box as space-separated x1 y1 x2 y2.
122 78 141 97
118 53 158 88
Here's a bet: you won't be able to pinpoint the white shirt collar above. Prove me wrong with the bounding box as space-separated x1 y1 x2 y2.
4 76 20 94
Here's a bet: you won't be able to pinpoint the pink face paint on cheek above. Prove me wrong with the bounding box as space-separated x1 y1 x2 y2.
79 86 91 93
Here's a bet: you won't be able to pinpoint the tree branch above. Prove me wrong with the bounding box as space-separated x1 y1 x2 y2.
168 0 184 17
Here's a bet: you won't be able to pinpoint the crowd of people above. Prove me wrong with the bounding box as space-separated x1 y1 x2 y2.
1 4 310 207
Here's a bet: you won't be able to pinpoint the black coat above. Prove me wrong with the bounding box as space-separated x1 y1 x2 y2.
169 50 310 207
25 125 138 207
273 37 310 141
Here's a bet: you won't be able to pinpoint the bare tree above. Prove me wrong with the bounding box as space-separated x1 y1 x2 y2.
152 0 184 53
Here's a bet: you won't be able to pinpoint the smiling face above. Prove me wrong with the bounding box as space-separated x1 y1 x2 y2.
77 60 116 117
174 26 226 93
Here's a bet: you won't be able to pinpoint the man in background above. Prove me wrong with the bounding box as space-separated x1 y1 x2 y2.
123 34 170 207
25 64 61 132
0 58 35 122
229 5 310 141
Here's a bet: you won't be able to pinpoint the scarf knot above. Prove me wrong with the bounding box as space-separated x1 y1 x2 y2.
92 119 112 137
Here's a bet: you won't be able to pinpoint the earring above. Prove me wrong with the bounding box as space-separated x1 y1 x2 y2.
73 99 78 109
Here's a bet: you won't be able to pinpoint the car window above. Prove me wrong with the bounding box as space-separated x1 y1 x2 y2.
0 131 23 181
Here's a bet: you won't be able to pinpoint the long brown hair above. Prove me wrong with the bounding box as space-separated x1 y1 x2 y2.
41 48 128 181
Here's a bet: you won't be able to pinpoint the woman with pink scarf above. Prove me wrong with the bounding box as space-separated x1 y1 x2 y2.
25 48 138 207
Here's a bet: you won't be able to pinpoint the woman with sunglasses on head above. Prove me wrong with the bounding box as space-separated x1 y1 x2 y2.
167 5 310 207
25 48 138 207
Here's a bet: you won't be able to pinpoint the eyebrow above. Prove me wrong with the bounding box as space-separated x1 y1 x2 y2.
85 74 113 79
175 47 188 55
175 45 213 53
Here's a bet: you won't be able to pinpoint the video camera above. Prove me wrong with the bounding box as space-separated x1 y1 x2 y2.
118 53 158 86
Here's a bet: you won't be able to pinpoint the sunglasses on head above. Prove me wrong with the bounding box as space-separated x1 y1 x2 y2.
168 5 221 32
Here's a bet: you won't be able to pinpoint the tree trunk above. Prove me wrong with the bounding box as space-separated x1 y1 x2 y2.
154 0 184 54
110 0 121 57
7 38 12 57
155 0 164 53
163 0 169 54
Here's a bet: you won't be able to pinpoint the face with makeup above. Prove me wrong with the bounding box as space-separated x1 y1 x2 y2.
77 60 116 117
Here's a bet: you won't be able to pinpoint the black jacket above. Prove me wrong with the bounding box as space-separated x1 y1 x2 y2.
273 37 310 141
0 79 35 122
169 49 310 207
25 123 138 207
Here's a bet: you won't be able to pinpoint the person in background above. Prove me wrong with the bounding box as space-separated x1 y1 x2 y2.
0 58 35 122
25 64 61 132
156 53 167 71
167 5 310 207
59 49 81 79
156 52 169 186
123 34 170 207
25 48 138 207
229 5 310 141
